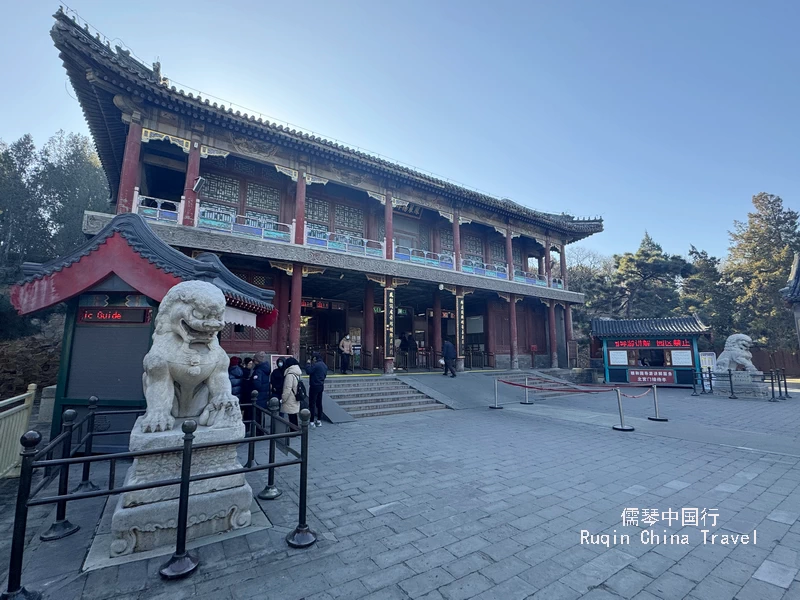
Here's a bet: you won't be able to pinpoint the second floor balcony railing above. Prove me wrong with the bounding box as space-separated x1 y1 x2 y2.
305 225 385 258
513 270 548 287
394 246 455 270
133 193 182 225
461 259 509 280
197 202 293 243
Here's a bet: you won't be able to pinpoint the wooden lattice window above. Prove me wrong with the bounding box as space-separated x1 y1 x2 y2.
440 229 454 251
334 205 364 236
490 241 506 263
463 235 484 262
201 173 240 205
305 196 329 236
245 183 280 213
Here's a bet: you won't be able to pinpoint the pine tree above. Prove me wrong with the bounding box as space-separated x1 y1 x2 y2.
725 193 800 349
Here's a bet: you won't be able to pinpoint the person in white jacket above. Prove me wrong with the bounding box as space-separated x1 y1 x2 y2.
281 357 302 427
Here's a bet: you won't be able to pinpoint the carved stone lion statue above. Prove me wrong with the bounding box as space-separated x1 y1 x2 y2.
140 280 241 433
714 333 759 373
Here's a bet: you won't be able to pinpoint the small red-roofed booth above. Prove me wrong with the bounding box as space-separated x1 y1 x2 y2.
10 213 277 449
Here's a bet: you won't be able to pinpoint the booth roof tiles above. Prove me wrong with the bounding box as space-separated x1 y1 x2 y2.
780 253 800 303
20 213 275 313
591 316 710 338
50 9 603 240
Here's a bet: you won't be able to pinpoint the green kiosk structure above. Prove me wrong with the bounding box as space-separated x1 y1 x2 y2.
591 316 710 387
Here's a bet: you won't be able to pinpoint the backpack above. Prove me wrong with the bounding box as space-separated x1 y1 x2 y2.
293 374 310 412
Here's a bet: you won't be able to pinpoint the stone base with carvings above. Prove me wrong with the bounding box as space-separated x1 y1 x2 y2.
712 371 770 398
110 417 252 556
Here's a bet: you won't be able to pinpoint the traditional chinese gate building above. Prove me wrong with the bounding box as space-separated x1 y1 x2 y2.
51 9 603 374
10 213 276 447
591 317 710 386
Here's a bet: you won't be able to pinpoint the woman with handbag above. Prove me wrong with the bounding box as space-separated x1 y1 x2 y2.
281 357 303 427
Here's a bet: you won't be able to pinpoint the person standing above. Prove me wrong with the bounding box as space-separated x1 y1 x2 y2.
251 351 272 411
305 352 328 428
228 357 244 399
442 338 457 378
281 357 303 427
339 334 353 375
241 357 255 406
408 333 418 369
270 357 286 400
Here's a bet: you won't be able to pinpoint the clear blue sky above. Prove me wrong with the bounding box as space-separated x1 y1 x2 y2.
2 1 797 259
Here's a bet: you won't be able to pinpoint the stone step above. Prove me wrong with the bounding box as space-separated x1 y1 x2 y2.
340 398 441 411
325 383 410 392
332 392 430 403
346 404 447 419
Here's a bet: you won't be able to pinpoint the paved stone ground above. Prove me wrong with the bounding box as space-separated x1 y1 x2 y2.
3 376 800 600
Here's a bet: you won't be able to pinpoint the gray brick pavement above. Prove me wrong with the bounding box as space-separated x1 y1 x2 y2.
2 379 799 599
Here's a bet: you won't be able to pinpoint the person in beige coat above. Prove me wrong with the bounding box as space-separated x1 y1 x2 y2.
281 357 302 426
339 334 353 374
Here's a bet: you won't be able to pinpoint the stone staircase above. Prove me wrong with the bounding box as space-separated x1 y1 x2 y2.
325 377 446 418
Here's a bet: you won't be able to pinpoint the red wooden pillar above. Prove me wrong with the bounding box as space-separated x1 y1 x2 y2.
289 263 303 357
277 273 290 353
117 119 142 214
537 256 544 276
366 207 377 241
545 236 552 285
548 300 558 368
509 294 519 369
565 303 574 342
505 227 514 280
293 170 306 244
560 245 568 290
452 209 462 270
525 300 535 364
384 192 394 260
364 281 375 367
182 141 201 226
433 288 442 356
485 301 496 367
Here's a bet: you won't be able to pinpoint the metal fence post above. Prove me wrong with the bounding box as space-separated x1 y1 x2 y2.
612 389 634 432
769 370 779 402
41 409 79 541
783 368 792 399
490 379 503 409
1 431 42 600
727 369 738 400
286 409 317 548
777 370 786 400
160 420 199 579
648 385 668 422
245 394 257 469
520 376 534 405
699 369 706 394
691 372 699 396
258 397 282 500
74 397 99 493
708 367 713 393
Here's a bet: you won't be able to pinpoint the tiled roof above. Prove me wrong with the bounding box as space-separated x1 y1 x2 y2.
20 213 275 313
50 9 603 241
591 316 710 338
780 253 800 303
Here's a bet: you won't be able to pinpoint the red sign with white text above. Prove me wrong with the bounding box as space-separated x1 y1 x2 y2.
629 369 674 384
612 339 691 348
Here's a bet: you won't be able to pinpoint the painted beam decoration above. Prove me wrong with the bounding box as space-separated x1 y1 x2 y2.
384 287 396 357
455 295 466 358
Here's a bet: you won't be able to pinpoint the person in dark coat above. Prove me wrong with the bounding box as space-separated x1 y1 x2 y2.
270 357 287 401
407 333 418 368
241 357 255 401
251 351 272 410
305 352 328 428
442 339 457 378
228 357 244 398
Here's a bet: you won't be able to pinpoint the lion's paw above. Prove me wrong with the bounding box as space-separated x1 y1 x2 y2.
140 411 175 433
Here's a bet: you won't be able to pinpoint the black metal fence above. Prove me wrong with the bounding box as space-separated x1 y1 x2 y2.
690 367 792 401
2 394 314 599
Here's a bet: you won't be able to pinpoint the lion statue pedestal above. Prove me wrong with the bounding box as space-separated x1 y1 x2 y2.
712 334 769 399
110 281 253 556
